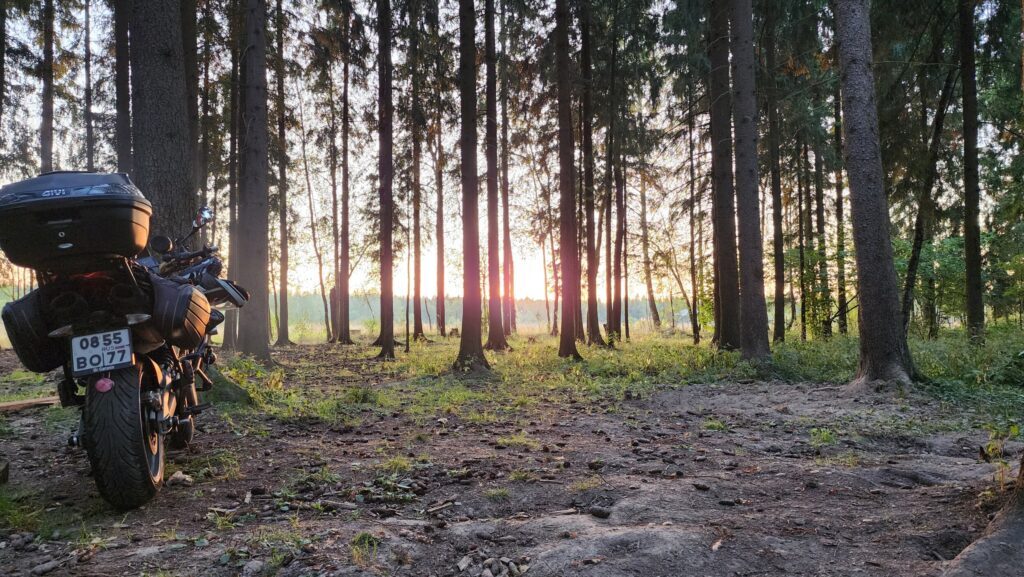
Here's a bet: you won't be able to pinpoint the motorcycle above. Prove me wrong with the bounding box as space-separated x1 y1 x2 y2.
0 172 248 510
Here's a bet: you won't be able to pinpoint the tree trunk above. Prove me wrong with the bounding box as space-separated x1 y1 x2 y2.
484 0 508 351
224 3 240 350
114 0 131 173
182 0 199 193
708 0 741 350
729 0 770 359
766 10 785 343
273 0 291 346
327 73 339 343
84 0 95 172
0 0 6 139
612 162 624 339
500 0 515 336
902 70 955 333
410 0 426 341
378 0 396 360
604 27 617 343
580 0 605 346
547 189 560 336
454 0 488 370
236 0 271 362
813 135 832 338
130 0 196 238
835 0 914 388
640 176 660 329
622 159 630 341
798 140 808 341
338 2 354 344
687 93 701 344
542 237 551 333
960 0 984 341
554 0 580 359
429 2 447 339
295 80 330 341
833 82 848 334
40 0 54 173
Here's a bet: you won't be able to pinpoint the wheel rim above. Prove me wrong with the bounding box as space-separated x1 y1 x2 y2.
142 404 163 480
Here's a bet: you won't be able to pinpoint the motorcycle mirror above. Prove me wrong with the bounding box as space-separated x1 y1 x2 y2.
150 235 174 254
193 206 214 229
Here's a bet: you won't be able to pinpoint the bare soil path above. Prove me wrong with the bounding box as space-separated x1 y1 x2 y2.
0 345 1011 577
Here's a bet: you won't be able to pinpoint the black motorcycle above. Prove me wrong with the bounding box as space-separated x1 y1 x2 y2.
0 172 247 510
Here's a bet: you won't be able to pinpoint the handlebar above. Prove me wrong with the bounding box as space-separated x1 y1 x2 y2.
163 245 218 263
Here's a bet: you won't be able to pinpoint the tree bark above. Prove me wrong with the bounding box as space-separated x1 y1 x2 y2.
273 0 291 346
431 2 447 339
40 0 54 173
813 135 832 338
295 79 330 341
554 0 580 359
224 2 240 350
130 0 196 238
500 0 515 336
901 69 955 334
0 0 7 140
182 0 199 192
604 26 617 343
708 0 740 350
960 0 984 341
687 92 701 344
729 0 770 359
378 0 396 360
411 0 426 341
236 0 272 362
114 0 131 173
833 82 848 334
835 0 915 388
338 2 354 344
580 0 606 346
766 9 786 343
454 0 488 370
84 0 95 172
640 176 660 329
484 0 508 351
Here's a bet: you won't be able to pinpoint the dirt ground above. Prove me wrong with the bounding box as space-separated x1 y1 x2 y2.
0 344 1013 577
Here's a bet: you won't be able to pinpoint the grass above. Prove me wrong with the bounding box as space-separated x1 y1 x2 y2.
350 532 380 567
809 427 839 447
0 370 50 403
484 487 511 500
496 432 541 450
211 329 1024 440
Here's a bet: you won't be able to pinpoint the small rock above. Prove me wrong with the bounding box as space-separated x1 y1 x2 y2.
458 555 473 572
481 569 494 577
166 471 194 487
589 506 612 519
31 559 61 576
692 482 711 491
242 559 266 577
587 460 605 471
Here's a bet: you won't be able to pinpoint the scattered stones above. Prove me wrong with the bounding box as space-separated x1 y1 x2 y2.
589 505 612 519
30 559 61 576
692 482 711 491
242 559 266 577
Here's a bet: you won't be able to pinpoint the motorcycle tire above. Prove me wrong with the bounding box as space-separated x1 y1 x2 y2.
83 365 163 510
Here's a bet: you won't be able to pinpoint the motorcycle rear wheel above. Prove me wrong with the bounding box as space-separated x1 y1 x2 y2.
83 365 164 510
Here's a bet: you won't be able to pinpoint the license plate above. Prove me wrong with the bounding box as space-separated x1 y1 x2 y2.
70 329 134 377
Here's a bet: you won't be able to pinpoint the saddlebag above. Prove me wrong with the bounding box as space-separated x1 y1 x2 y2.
2 289 64 373
149 273 211 349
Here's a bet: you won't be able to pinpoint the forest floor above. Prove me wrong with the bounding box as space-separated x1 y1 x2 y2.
0 334 1023 577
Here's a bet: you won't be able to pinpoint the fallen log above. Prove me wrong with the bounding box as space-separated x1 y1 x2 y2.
944 459 1024 576
0 396 59 413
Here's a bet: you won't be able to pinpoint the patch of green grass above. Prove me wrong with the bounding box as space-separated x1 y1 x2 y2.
569 476 603 492
809 427 839 447
496 432 541 450
187 449 242 481
509 470 535 482
484 487 510 500
375 456 412 475
703 418 728 431
0 487 44 531
350 532 381 567
0 370 50 402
